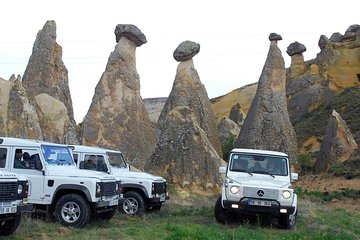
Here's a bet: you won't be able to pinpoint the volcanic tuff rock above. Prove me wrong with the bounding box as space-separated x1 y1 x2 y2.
1 75 43 139
228 103 244 125
22 20 78 144
211 83 257 123
144 41 225 192
314 110 358 172
218 117 240 146
81 24 156 169
143 97 167 124
287 24 360 138
235 33 298 163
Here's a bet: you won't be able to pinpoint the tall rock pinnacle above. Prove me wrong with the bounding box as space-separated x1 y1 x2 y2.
144 41 225 192
81 24 156 169
22 20 78 144
235 33 298 164
314 109 358 172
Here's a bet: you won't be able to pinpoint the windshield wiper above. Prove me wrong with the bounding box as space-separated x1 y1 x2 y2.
236 169 253 176
250 170 275 178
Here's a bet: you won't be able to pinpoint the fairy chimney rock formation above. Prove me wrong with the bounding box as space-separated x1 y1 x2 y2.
287 41 307 78
144 40 225 192
229 103 244 125
314 110 358 172
235 33 298 163
81 24 156 169
21 20 78 144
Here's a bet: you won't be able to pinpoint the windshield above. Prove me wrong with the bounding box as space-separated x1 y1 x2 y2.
230 153 288 176
41 145 74 166
107 152 127 168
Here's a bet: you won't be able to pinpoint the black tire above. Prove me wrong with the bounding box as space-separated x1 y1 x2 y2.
120 191 145 216
215 196 230 224
0 213 21 236
278 210 297 229
54 193 91 228
97 207 117 220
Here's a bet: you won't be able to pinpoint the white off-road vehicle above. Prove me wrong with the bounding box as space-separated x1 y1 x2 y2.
69 145 169 216
0 170 32 236
0 137 122 228
215 148 298 229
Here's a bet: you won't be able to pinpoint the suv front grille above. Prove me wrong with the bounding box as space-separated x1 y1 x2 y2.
243 186 279 199
153 182 167 194
0 182 17 201
101 182 117 196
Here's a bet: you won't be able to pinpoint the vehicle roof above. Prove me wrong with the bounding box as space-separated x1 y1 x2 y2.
0 137 68 148
230 148 288 157
69 144 122 154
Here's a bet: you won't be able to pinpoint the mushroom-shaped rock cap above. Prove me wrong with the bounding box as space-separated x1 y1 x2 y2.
114 24 147 47
343 24 360 40
345 24 360 34
269 33 282 41
318 35 329 50
329 32 343 43
286 41 306 56
173 40 200 62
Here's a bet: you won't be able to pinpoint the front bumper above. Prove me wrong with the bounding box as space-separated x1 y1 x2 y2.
149 194 170 205
95 198 119 208
223 198 295 216
17 203 34 212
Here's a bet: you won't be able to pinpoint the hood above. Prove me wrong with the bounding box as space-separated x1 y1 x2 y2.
46 165 116 181
229 174 290 189
0 170 17 179
111 168 165 181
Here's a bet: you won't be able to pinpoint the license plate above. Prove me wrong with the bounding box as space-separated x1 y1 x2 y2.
108 199 118 206
0 206 17 214
160 194 166 202
248 199 271 207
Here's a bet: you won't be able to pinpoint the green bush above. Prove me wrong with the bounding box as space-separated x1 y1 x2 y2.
296 153 316 175
221 135 235 161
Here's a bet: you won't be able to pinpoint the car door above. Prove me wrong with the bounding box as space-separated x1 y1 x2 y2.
10 147 47 204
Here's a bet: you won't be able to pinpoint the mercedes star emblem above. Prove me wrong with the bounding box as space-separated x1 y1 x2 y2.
257 189 265 197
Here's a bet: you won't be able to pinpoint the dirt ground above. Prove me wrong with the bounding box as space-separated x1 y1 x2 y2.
294 173 360 212
294 174 360 192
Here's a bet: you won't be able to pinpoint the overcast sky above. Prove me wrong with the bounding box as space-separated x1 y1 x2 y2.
0 0 358 122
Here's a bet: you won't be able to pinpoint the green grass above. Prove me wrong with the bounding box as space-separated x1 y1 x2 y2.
4 195 360 240
296 188 360 202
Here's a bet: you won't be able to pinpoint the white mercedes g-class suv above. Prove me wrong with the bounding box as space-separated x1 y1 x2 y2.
69 145 169 216
0 137 122 228
0 170 32 236
215 148 298 229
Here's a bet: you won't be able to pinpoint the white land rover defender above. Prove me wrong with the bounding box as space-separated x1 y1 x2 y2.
0 137 122 228
215 148 298 229
0 170 32 236
69 145 169 216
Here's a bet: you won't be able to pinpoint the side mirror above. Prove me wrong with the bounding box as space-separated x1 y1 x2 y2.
291 173 298 182
219 166 227 174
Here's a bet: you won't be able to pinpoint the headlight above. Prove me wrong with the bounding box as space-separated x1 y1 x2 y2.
230 186 240 194
17 184 23 195
17 181 29 199
282 190 291 199
96 183 101 197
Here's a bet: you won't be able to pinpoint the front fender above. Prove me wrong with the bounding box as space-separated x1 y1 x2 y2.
52 184 92 203
123 183 149 198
